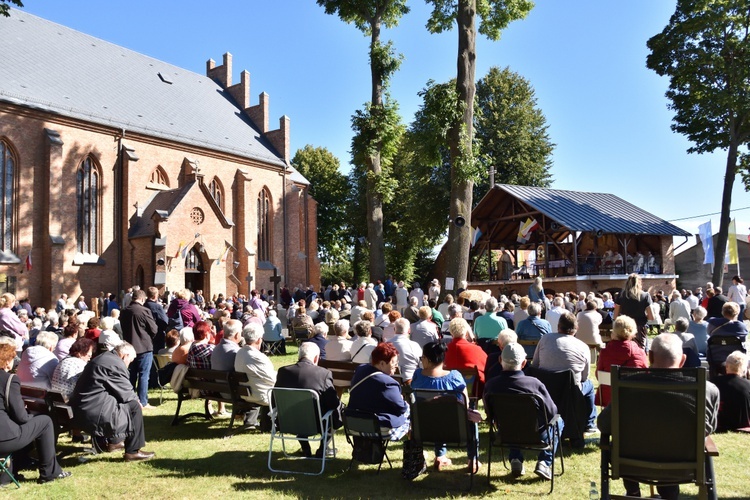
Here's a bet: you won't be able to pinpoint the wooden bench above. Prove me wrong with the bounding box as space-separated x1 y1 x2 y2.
172 368 257 437
19 385 77 446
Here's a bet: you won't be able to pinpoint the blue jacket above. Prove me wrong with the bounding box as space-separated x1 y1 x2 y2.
347 364 408 428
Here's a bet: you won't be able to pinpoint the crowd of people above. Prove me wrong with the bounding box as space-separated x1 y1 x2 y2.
0 273 747 491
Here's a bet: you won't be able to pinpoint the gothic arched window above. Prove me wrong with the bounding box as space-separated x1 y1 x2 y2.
76 157 100 254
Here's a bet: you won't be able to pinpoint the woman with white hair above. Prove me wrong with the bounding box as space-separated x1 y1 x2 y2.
0 293 27 350
99 316 123 351
17 331 59 389
171 327 194 365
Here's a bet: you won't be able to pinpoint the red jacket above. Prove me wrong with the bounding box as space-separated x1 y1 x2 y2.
596 339 648 406
444 337 488 386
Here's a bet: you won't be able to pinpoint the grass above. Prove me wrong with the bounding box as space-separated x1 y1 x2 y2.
9 346 750 499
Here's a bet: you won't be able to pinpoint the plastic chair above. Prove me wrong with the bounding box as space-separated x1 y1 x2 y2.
342 408 392 473
0 454 20 489
410 389 478 490
600 366 718 500
485 393 564 494
267 388 337 475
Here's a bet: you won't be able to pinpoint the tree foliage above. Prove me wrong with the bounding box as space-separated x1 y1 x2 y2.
0 0 23 17
474 66 554 195
647 0 750 286
291 145 351 265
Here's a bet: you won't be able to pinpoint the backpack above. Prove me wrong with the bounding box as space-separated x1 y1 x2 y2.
167 307 184 332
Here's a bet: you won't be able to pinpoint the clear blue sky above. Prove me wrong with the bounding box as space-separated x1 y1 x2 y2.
17 1 750 253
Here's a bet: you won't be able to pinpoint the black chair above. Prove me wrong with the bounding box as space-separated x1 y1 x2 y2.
485 393 565 494
525 366 588 447
410 389 478 490
706 335 745 378
600 366 718 500
342 408 392 473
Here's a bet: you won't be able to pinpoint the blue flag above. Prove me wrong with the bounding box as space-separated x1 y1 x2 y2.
698 220 713 264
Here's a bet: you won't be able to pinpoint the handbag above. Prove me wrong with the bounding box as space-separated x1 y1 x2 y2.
351 435 385 465
401 438 426 480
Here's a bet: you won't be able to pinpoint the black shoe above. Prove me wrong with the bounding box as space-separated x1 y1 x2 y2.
37 471 72 484
72 433 91 444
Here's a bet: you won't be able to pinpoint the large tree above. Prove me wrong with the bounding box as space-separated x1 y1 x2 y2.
317 0 408 283
425 0 533 293
0 1 23 17
474 65 554 195
647 0 750 287
291 145 351 266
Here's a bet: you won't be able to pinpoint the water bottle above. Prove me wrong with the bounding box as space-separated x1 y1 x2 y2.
589 480 599 499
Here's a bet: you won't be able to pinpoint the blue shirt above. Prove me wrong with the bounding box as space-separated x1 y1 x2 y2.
411 369 467 403
516 316 552 358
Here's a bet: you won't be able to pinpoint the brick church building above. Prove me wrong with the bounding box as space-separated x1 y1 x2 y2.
0 10 320 308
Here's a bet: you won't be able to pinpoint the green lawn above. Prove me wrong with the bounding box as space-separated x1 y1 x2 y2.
10 347 750 499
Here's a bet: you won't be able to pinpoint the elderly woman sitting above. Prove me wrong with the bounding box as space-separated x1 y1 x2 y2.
444 318 487 391
51 338 95 401
171 327 194 365
17 331 59 390
595 315 648 407
346 343 410 440
687 306 710 357
304 322 329 360
98 316 123 352
291 306 314 340
53 322 79 361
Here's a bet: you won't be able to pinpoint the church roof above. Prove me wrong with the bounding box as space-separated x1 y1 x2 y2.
472 184 690 237
0 9 288 168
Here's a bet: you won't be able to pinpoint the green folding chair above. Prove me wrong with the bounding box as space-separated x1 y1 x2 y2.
0 454 20 489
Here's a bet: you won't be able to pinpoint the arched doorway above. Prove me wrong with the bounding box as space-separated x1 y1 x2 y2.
184 246 206 293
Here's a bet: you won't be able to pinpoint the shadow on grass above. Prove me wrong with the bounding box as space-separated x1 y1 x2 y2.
141 413 258 442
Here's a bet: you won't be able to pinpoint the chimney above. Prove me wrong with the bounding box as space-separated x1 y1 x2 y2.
206 52 232 88
266 115 291 162
246 92 269 133
227 70 250 109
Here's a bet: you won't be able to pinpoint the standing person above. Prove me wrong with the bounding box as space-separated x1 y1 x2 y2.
55 294 68 314
727 276 747 320
120 289 157 409
614 274 652 350
166 289 202 329
394 281 409 315
409 282 425 308
0 344 71 484
428 279 441 302
668 290 692 325
145 287 168 354
528 277 547 309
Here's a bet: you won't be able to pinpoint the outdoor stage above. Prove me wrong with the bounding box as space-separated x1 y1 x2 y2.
467 273 679 297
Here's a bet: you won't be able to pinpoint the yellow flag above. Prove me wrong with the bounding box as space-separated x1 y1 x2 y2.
728 219 739 265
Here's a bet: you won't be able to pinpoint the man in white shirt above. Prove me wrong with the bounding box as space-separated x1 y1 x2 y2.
350 300 369 325
545 296 566 334
669 290 692 324
234 323 277 430
387 318 422 381
409 282 425 308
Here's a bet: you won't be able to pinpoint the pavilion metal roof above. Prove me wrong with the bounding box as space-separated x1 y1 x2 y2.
472 184 690 237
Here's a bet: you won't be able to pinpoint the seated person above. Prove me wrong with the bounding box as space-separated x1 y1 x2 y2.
234 323 277 431
350 320 377 364
499 301 515 329
516 302 551 359
326 320 353 362
0 344 70 484
380 310 400 342
99 316 123 352
158 328 180 356
51 338 95 401
171 327 194 365
83 317 102 341
598 333 719 499
532 311 597 433
53 322 78 361
473 297 508 350
484 342 562 481
412 341 480 472
386 318 422 382
303 323 329 360
210 319 242 371
187 321 214 370
672 317 701 368
444 318 487 391
707 302 748 373
17 331 59 390
291 306 314 339
575 301 603 347
485 329 518 382
262 309 285 355
274 342 342 457
69 342 155 461
410 306 440 348
347 343 410 441
713 351 750 432
596 315 648 407
687 306 710 357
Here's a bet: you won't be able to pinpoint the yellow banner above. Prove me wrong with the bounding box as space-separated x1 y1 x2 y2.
728 219 739 265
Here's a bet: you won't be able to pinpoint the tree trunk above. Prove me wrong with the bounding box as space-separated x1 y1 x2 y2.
444 0 476 292
712 138 739 288
366 20 387 283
